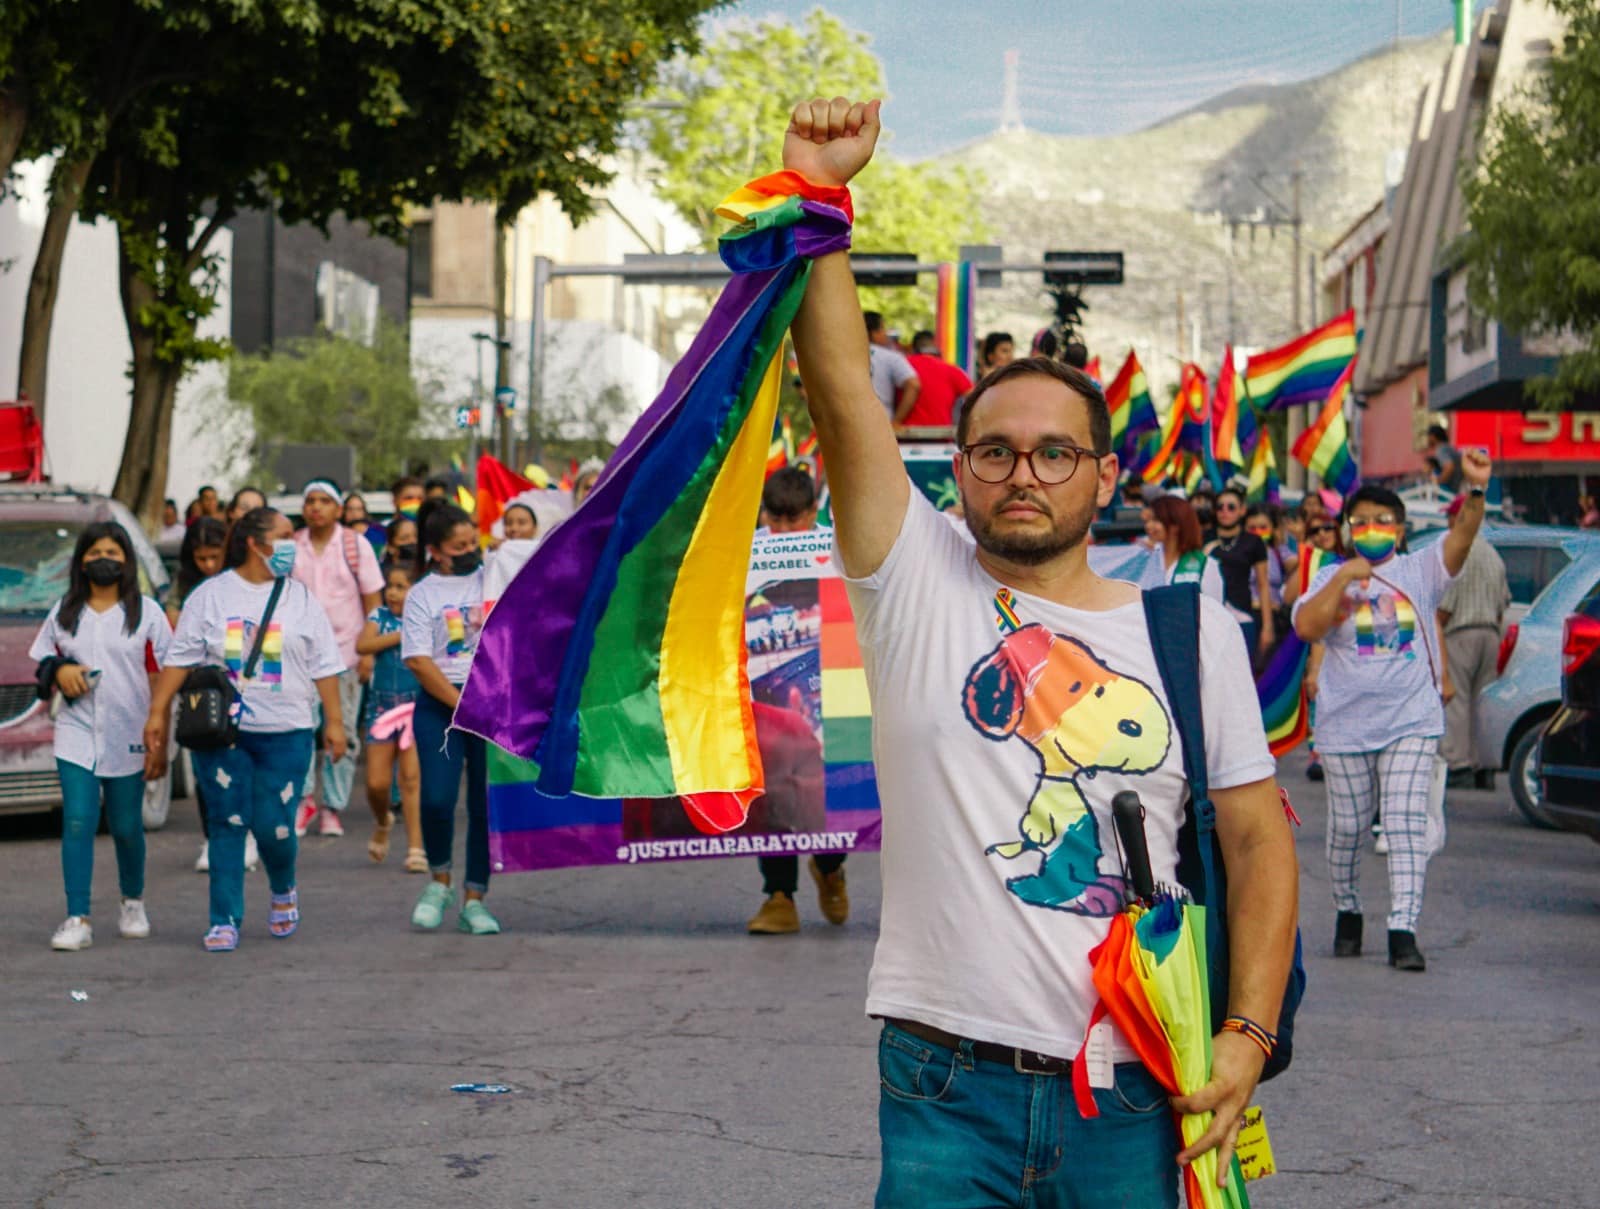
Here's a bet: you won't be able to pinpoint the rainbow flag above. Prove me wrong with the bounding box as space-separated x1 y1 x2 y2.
1105 350 1160 464
1210 346 1256 476
935 262 976 376
1141 363 1207 484
1291 358 1359 494
1247 433 1280 504
454 172 852 805
1244 310 1357 411
765 415 789 479
1256 547 1339 756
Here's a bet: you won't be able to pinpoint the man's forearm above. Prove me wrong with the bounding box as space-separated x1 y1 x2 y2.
1442 494 1485 575
1214 783 1299 1031
791 252 876 431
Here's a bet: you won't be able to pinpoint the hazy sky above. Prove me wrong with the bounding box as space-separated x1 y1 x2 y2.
722 1 1476 157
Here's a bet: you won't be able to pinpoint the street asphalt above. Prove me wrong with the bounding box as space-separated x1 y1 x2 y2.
2 747 1598 1208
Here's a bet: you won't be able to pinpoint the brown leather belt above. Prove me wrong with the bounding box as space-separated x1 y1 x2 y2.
888 1017 1074 1076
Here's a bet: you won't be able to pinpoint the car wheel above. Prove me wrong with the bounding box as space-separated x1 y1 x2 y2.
1508 727 1560 830
142 769 173 831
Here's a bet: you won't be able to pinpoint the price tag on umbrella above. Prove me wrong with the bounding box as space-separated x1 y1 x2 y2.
1235 1105 1276 1181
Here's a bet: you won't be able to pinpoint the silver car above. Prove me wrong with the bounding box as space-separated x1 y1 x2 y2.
1469 532 1600 827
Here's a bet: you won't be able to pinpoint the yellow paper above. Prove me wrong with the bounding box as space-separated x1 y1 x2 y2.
1235 1106 1276 1182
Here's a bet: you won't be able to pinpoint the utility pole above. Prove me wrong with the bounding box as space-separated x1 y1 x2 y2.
493 219 513 465
1286 163 1306 494
1176 288 1186 366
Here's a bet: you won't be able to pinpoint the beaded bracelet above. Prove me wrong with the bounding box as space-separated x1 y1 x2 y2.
1221 1015 1277 1059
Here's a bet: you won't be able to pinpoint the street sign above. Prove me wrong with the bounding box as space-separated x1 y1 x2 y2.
1043 251 1125 286
495 387 517 415
455 405 481 429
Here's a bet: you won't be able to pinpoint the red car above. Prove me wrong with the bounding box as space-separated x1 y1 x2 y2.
0 485 176 823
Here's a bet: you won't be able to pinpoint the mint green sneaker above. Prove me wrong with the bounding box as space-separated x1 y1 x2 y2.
411 881 453 930
457 898 501 936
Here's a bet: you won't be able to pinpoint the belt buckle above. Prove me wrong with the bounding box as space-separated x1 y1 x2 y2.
1013 1049 1060 1076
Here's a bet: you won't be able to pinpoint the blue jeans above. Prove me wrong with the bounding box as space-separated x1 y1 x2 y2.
193 730 312 927
58 760 145 918
414 693 489 893
875 1022 1180 1209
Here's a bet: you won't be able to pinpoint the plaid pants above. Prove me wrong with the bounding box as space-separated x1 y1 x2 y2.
1322 736 1439 932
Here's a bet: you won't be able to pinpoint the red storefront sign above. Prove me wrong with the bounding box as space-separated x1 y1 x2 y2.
1452 411 1600 462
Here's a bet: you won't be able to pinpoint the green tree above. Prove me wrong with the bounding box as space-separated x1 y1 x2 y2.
1461 0 1600 408
226 321 457 488
45 0 711 527
641 8 989 333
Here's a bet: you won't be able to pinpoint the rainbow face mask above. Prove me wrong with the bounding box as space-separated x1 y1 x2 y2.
1350 522 1400 564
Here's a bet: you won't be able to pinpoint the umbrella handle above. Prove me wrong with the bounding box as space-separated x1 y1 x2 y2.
1111 791 1157 904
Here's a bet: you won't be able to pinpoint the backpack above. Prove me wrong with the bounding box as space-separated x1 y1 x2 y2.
1142 582 1307 1081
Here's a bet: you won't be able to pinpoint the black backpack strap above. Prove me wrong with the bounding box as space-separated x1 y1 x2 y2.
1141 584 1218 906
243 577 288 680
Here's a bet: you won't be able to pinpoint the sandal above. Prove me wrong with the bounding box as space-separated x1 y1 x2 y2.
404 847 428 874
203 924 239 953
268 889 299 938
368 815 393 863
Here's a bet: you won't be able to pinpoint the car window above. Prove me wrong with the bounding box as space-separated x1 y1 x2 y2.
0 521 79 617
1541 548 1571 598
1500 545 1545 606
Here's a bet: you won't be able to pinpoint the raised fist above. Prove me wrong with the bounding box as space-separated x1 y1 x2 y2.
782 97 882 188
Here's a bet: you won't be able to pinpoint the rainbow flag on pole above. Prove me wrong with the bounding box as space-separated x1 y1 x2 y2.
1210 346 1256 476
454 172 852 810
1246 433 1280 504
1105 350 1160 463
1291 358 1359 494
1244 310 1357 411
1142 363 1207 484
935 262 976 376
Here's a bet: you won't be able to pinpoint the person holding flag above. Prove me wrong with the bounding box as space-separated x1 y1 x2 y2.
782 95 1298 1207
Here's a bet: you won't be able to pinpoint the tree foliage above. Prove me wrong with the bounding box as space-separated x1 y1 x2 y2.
641 8 989 332
1461 0 1600 408
226 320 457 488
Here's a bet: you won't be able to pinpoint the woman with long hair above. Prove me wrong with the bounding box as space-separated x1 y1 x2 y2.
31 522 173 950
145 507 347 952
1138 495 1224 601
401 500 497 935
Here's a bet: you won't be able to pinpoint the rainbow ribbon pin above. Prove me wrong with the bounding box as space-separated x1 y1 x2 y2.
994 588 1022 634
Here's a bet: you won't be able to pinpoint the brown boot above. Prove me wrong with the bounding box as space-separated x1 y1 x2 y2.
809 858 850 926
747 893 800 935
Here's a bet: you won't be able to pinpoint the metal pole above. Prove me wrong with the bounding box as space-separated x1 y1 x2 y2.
529 255 551 465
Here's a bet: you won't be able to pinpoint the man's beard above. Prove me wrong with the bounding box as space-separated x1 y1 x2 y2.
963 486 1096 566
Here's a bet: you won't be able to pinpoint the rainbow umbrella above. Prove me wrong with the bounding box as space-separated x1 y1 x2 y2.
1074 795 1248 1209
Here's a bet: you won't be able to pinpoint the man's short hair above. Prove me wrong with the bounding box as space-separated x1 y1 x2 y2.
911 329 937 353
982 331 1014 360
1216 486 1247 507
391 474 423 496
423 475 451 495
1428 424 1449 444
198 484 217 496
762 467 817 518
864 311 885 336
1062 341 1089 370
955 356 1111 455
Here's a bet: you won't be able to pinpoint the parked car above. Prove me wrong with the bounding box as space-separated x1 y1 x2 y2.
1474 532 1600 828
1538 583 1600 842
1409 522 1590 625
0 485 179 827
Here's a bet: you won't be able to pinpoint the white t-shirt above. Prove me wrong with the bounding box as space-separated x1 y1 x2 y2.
401 569 485 686
30 597 172 777
166 572 344 733
484 540 539 613
1136 547 1227 603
845 490 1275 1061
1292 543 1452 754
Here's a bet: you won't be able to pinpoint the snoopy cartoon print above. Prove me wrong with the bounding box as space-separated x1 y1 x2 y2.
962 623 1172 916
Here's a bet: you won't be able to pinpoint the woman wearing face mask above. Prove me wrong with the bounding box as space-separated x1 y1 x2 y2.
385 514 418 570
402 500 498 935
167 517 259 873
31 523 173 951
1293 458 1492 973
145 507 347 952
1137 495 1224 601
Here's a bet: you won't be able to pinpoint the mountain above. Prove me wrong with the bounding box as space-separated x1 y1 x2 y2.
935 31 1452 393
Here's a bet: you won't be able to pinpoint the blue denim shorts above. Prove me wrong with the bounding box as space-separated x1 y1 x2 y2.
364 688 418 743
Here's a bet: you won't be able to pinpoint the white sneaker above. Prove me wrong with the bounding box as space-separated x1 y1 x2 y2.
51 916 93 951
119 899 150 939
195 841 210 872
244 831 260 871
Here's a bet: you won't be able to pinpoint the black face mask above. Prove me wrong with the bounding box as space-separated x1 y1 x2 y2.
392 544 418 564
84 558 124 587
447 548 482 576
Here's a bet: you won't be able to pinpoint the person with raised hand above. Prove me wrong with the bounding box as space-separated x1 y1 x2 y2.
783 97 1298 1207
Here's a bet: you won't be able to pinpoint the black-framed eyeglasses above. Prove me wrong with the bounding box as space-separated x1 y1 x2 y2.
962 441 1102 485
1307 524 1337 535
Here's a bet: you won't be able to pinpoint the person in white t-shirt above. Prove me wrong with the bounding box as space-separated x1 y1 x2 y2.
1293 472 1490 973
783 96 1298 1207
146 508 347 953
1138 494 1226 602
31 522 173 952
401 500 498 936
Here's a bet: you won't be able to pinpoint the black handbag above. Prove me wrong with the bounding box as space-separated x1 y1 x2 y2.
176 578 285 751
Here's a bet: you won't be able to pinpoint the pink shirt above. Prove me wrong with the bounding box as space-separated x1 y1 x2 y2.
292 524 384 669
